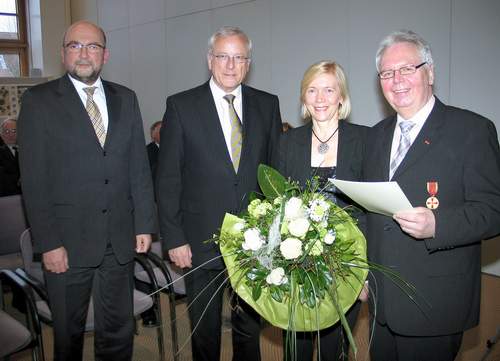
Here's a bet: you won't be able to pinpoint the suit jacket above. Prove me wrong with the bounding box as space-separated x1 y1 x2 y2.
278 121 367 231
146 141 159 182
0 144 21 196
157 81 282 269
18 75 156 266
364 97 500 336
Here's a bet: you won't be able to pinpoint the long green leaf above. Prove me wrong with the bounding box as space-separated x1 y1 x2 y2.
257 164 286 200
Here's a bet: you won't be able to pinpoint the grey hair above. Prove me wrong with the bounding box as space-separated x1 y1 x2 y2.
207 26 252 57
375 30 433 71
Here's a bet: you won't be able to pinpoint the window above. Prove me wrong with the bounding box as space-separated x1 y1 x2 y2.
0 0 28 77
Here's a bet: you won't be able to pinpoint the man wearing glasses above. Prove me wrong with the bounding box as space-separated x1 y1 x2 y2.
157 26 281 361
18 21 156 360
364 30 500 361
0 118 21 196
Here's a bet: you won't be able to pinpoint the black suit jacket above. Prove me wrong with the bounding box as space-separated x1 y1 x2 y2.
0 144 21 196
18 75 156 266
364 98 500 336
278 121 367 232
157 81 282 269
146 141 159 182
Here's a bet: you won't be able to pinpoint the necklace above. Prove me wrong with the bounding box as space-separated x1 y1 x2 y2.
312 126 339 154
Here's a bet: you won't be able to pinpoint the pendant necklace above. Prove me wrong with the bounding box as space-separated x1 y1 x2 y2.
312 126 339 154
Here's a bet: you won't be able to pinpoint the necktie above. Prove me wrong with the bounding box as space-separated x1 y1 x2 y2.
389 120 415 179
83 87 106 147
223 94 243 172
12 145 18 159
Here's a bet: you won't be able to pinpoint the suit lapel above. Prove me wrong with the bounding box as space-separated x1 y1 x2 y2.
196 83 235 174
377 118 396 181
102 81 121 149
336 122 353 179
392 99 445 179
240 85 256 173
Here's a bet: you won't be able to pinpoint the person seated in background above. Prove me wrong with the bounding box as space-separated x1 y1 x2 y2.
0 118 21 196
282 121 294 132
147 120 162 182
279 60 368 361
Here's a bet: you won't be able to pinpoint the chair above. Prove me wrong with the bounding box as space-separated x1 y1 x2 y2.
0 195 29 270
17 229 166 361
134 240 185 361
0 269 45 360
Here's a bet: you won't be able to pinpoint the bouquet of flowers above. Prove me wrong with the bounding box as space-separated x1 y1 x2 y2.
215 165 369 353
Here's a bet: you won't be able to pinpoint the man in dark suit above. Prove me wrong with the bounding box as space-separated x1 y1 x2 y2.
157 26 281 361
18 21 156 361
364 30 500 361
146 120 162 181
0 118 21 196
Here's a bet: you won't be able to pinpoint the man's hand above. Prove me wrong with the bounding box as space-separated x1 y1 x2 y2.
168 244 192 269
393 207 436 239
136 234 152 253
358 281 369 302
43 247 69 273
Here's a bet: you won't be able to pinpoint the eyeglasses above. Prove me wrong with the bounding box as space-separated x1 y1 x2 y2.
378 62 427 79
64 42 106 54
2 129 16 134
211 53 250 64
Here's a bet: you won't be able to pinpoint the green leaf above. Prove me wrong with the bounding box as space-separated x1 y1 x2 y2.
257 164 286 201
252 281 263 301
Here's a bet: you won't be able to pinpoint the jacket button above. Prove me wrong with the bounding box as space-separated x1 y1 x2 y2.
104 179 109 184
102 209 107 214
383 225 392 231
103 151 107 156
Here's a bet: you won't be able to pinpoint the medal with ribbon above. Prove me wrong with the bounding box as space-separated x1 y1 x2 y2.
426 181 439 209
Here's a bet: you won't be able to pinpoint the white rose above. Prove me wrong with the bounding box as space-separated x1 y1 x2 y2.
242 228 264 251
323 230 336 245
266 267 288 285
280 237 303 260
288 217 310 238
233 221 246 233
284 197 304 220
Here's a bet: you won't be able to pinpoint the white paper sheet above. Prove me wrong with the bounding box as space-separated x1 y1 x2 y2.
330 179 413 217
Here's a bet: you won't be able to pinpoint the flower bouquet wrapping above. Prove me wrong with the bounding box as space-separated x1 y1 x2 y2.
215 164 369 353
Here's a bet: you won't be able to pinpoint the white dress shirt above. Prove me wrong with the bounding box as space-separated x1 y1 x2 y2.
209 77 243 161
68 75 109 132
389 95 435 164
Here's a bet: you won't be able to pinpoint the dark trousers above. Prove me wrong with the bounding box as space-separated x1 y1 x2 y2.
371 321 463 361
44 245 135 361
185 268 261 361
283 301 361 361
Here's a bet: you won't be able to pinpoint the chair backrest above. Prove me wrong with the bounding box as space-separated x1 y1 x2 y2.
0 195 29 255
19 229 44 283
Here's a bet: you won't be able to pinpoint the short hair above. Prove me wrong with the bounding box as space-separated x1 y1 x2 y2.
375 30 433 71
1 117 16 131
207 26 252 57
150 121 162 133
300 61 351 121
62 21 107 47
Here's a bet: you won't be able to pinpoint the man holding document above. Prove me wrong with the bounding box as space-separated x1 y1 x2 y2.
362 30 500 361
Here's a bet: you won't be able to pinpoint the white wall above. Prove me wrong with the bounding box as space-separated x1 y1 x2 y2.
67 0 500 139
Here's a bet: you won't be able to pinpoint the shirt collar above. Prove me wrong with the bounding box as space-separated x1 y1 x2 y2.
397 95 435 126
209 77 242 99
68 74 104 95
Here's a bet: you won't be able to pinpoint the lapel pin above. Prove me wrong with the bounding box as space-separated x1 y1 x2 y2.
424 140 431 145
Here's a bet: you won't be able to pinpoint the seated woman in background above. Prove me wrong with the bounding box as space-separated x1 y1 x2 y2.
279 60 368 361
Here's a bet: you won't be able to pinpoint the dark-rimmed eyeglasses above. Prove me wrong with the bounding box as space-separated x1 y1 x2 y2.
378 62 427 79
64 42 106 54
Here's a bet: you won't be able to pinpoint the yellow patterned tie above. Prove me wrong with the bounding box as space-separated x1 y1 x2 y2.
83 87 106 147
223 94 243 172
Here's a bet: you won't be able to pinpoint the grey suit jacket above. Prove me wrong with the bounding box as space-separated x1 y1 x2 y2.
364 97 500 335
18 74 156 266
156 81 282 269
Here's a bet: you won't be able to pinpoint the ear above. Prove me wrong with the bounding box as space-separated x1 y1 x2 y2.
103 48 110 65
60 47 65 64
207 53 213 71
427 64 435 86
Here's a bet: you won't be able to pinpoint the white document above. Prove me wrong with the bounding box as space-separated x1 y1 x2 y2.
330 179 413 217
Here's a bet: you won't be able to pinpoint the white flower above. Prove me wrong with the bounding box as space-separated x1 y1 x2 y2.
323 229 336 245
308 199 330 223
284 197 304 220
288 217 310 238
242 228 265 251
266 267 288 285
248 199 272 218
233 221 246 233
280 237 303 259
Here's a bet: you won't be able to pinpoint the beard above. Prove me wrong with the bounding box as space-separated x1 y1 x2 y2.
68 60 102 84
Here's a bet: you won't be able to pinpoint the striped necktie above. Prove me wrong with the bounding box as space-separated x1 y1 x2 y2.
83 87 106 147
389 120 415 179
223 94 243 172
